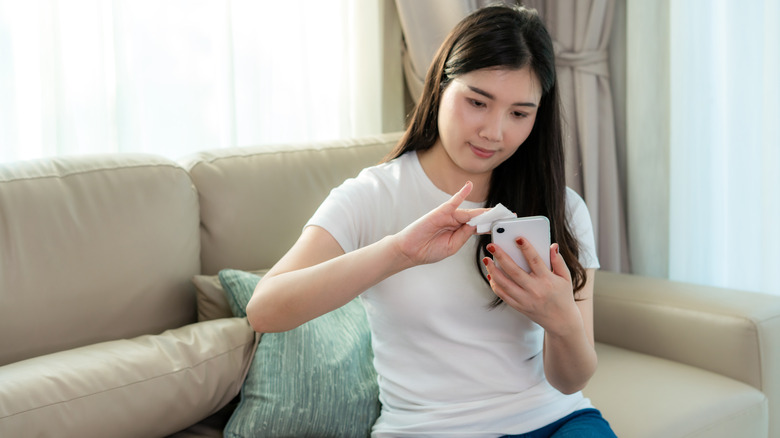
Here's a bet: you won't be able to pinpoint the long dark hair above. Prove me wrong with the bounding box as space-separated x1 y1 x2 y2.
384 4 586 299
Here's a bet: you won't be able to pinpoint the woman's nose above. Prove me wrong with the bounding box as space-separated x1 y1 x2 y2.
479 114 503 142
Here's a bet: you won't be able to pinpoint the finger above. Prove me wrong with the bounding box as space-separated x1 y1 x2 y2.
453 207 490 225
550 243 572 282
447 181 473 209
450 223 478 248
515 237 550 274
415 181 474 228
482 256 523 308
486 242 530 282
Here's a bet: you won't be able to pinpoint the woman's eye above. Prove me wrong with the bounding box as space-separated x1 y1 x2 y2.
469 99 486 108
512 111 528 119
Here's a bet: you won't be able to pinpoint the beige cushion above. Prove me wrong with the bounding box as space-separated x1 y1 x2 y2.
193 270 269 321
585 343 768 438
0 318 256 438
0 154 201 366
193 274 235 322
183 133 401 275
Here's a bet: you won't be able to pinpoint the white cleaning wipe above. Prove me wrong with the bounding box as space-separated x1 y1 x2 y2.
467 203 517 234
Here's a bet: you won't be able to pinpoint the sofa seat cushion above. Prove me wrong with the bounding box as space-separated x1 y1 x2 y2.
585 343 768 438
0 318 256 438
218 269 380 438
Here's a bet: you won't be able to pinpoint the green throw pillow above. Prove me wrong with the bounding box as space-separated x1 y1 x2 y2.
218 269 380 438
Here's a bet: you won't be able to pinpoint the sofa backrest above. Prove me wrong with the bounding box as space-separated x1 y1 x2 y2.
0 154 200 366
184 133 401 275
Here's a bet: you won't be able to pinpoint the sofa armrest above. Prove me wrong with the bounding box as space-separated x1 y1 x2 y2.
594 270 780 431
0 317 256 438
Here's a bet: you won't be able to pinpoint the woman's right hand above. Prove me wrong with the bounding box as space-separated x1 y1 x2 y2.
391 181 488 267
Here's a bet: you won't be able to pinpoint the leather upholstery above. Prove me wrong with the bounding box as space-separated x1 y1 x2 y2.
0 154 200 366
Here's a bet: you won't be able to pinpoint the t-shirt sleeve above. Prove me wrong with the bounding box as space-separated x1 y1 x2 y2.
305 169 382 254
565 188 600 270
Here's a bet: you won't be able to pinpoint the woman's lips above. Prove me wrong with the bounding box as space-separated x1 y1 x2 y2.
469 143 496 159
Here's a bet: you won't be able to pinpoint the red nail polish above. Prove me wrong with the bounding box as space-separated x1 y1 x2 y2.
482 257 490 266
486 244 496 254
516 237 525 246
487 274 492 281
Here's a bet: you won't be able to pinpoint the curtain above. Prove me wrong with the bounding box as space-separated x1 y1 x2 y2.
626 0 780 296
395 0 629 273
526 0 629 273
666 0 780 294
0 0 404 163
395 0 474 101
623 0 671 279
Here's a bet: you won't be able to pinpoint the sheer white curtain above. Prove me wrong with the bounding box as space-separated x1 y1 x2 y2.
0 0 390 163
667 1 779 294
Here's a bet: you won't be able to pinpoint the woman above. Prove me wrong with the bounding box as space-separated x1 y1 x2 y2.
247 5 616 437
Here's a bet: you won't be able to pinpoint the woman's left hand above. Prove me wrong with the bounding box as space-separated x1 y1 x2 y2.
482 239 582 336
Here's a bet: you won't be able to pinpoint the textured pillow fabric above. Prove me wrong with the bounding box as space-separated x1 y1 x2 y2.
218 269 380 438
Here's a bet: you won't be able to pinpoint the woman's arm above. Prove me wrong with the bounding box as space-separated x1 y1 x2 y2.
482 241 597 394
247 227 406 333
541 268 597 394
247 182 485 333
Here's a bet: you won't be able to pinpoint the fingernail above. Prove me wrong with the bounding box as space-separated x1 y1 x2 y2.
516 237 525 246
487 274 492 281
486 244 496 254
482 257 490 266
554 244 559 255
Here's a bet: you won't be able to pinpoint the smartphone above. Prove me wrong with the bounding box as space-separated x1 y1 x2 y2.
490 216 551 272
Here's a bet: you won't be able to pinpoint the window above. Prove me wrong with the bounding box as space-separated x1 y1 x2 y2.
0 0 387 163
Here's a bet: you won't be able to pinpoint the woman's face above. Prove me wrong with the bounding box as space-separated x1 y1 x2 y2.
434 66 542 180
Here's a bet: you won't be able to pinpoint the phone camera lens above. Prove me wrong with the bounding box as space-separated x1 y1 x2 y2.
496 227 505 233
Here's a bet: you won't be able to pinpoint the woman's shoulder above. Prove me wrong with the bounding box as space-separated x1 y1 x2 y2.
353 151 407 175
564 186 587 209
350 152 417 186
563 187 594 228
563 187 600 268
337 152 415 198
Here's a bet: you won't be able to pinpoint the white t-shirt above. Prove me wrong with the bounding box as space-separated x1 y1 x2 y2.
307 151 600 437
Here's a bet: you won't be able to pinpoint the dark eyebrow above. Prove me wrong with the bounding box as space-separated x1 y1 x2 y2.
467 85 537 108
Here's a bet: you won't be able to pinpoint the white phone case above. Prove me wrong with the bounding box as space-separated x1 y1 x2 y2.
490 216 551 272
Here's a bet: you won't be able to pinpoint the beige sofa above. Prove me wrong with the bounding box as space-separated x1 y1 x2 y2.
0 133 778 437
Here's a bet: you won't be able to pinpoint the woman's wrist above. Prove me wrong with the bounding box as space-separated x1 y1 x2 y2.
381 234 419 273
542 306 586 341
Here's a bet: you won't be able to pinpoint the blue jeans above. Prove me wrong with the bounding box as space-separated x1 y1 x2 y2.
500 408 617 438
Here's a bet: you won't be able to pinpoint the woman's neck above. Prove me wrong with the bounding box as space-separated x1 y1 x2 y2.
416 146 490 203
